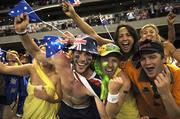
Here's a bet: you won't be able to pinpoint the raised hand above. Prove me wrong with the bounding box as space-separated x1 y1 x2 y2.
62 1 76 18
108 77 123 95
154 65 171 96
167 12 176 25
120 72 131 91
14 13 29 32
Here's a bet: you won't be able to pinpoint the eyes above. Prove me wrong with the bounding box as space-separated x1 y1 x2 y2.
140 54 158 61
119 33 132 38
142 29 156 35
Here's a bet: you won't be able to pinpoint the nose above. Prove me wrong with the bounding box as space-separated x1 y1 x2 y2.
108 60 113 68
147 32 152 37
79 53 86 61
144 58 151 65
122 35 128 40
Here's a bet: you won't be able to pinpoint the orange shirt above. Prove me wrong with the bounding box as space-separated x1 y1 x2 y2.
125 61 180 119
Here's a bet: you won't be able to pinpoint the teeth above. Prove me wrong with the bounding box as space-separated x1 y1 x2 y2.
78 63 86 66
105 69 113 72
122 41 129 45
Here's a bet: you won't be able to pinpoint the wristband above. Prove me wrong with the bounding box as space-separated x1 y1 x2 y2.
107 92 119 103
15 30 27 35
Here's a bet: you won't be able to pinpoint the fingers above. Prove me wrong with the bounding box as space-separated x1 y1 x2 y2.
14 13 29 25
62 2 69 12
164 65 170 76
113 77 123 85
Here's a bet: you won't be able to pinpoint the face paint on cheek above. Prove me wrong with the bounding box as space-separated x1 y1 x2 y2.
73 54 80 63
74 54 80 59
113 62 118 68
86 57 93 64
101 61 108 68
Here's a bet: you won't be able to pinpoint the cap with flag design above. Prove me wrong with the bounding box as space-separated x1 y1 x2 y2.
43 35 67 58
98 43 121 56
69 36 98 55
8 0 41 22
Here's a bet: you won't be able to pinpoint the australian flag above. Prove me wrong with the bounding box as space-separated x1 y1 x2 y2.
99 15 108 26
34 38 46 46
8 0 41 22
43 35 67 58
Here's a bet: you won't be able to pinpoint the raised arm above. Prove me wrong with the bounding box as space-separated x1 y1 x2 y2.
94 97 110 119
167 13 176 43
62 2 113 45
106 72 131 118
14 13 47 63
0 62 31 76
154 66 180 118
164 41 180 63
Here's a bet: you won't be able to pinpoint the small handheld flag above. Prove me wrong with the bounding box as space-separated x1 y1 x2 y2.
99 13 114 41
8 0 41 22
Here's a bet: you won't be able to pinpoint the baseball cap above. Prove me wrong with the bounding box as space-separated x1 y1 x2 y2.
133 39 164 60
69 36 98 55
98 43 121 56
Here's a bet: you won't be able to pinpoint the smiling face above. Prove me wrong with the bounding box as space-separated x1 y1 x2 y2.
100 53 119 78
140 52 164 80
141 26 159 42
73 51 93 74
117 27 134 53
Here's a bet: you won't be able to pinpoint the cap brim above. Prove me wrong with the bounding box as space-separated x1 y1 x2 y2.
100 51 121 57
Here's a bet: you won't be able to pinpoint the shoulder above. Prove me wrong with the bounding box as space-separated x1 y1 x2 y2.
124 60 141 78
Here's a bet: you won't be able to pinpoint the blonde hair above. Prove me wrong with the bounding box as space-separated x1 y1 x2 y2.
140 24 159 34
140 24 165 42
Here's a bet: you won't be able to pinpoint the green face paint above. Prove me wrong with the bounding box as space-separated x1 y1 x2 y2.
101 61 108 68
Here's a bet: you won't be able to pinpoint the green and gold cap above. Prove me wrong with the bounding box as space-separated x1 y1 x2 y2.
98 43 121 56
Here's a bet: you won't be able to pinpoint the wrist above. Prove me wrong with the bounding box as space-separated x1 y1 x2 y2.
72 12 78 19
107 92 119 103
15 29 27 35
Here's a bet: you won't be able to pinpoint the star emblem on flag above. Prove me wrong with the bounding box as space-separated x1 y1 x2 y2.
43 35 67 58
8 0 41 22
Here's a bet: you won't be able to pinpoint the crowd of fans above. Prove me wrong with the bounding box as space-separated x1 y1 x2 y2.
0 1 179 37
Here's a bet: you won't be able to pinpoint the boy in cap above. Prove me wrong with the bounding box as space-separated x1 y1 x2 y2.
124 39 180 119
14 13 109 119
96 43 139 119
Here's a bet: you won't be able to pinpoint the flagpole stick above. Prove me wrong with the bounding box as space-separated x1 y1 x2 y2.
41 21 69 37
99 13 114 41
28 4 61 14
104 25 114 41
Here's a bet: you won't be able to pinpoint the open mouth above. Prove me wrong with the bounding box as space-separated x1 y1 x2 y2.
145 67 155 74
105 68 113 72
76 62 88 69
121 41 130 51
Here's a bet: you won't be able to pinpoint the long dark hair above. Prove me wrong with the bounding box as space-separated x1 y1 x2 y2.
114 24 139 55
